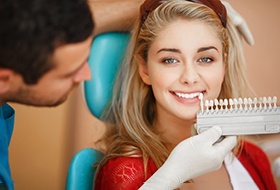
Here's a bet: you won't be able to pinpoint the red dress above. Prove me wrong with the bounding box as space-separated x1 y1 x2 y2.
94 141 277 190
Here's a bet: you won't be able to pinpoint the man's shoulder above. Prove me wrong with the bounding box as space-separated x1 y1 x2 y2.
1 104 15 120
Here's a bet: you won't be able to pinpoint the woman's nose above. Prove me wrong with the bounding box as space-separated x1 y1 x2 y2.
179 64 200 85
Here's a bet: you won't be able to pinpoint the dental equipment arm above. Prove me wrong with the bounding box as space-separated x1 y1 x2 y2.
222 1 255 45
89 1 254 45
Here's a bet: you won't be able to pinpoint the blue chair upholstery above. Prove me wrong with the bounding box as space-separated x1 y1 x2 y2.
84 32 131 119
65 32 130 190
65 148 104 190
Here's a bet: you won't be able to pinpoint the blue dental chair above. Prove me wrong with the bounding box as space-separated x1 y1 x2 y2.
65 32 130 190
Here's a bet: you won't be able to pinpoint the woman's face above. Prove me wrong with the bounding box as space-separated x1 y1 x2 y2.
139 19 225 121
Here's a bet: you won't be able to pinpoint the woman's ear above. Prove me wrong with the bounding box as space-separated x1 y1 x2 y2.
0 68 14 94
137 55 151 85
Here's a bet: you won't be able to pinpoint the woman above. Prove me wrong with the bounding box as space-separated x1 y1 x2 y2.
94 0 276 189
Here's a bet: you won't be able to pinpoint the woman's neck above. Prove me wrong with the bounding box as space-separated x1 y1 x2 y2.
155 111 196 152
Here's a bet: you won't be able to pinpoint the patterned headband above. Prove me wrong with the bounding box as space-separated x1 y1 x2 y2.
140 0 227 28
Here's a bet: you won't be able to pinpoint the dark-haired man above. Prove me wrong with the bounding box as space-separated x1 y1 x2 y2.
0 1 146 189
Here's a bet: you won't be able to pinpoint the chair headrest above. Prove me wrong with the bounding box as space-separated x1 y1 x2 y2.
82 32 131 119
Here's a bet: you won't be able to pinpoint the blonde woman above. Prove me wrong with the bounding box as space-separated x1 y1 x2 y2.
94 0 276 189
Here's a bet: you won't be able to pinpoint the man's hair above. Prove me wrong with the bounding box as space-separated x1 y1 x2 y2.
0 0 94 84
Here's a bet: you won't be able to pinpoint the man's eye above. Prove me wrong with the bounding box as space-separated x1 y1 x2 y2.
198 57 213 63
163 58 178 64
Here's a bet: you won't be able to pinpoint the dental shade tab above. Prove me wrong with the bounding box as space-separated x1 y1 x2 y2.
196 96 280 135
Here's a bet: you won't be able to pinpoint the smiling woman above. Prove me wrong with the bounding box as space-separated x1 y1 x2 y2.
93 0 277 189
139 19 225 120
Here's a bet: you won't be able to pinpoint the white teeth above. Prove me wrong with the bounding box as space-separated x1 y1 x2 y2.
175 92 202 99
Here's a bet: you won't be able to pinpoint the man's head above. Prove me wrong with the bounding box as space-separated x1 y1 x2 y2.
0 0 94 106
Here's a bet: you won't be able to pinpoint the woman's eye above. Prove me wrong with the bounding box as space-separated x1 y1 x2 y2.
162 58 178 64
198 57 213 63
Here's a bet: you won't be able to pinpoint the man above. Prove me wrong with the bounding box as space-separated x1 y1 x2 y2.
0 1 165 189
0 0 254 189
0 1 95 189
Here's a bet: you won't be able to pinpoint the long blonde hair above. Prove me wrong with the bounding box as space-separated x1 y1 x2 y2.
96 0 254 174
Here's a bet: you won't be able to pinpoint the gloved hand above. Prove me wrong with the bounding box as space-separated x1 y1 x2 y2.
139 126 237 190
222 1 255 45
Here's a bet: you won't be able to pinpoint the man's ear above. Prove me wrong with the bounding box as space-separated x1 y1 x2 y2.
0 68 14 94
137 56 151 85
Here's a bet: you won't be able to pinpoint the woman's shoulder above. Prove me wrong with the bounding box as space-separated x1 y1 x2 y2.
95 157 157 190
240 140 267 158
104 156 157 175
238 140 271 169
238 140 277 190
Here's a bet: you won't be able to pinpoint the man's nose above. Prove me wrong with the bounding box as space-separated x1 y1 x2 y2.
73 62 92 83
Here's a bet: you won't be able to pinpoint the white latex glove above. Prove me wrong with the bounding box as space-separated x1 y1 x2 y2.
222 1 255 45
139 126 237 190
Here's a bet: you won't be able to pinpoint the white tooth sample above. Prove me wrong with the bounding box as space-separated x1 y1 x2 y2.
253 97 258 109
273 96 277 108
198 93 204 111
248 98 253 110
243 98 248 110
209 100 214 111
205 100 209 111
238 98 243 110
267 97 272 108
229 98 233 110
214 99 219 110
263 97 267 108
234 98 238 109
224 99 228 110
219 99 224 110
259 97 263 108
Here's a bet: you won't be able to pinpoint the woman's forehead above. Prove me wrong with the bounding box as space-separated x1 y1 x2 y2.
149 19 222 52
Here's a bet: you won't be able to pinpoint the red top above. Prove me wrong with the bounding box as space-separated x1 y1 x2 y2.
94 141 277 190
237 141 277 190
94 157 157 190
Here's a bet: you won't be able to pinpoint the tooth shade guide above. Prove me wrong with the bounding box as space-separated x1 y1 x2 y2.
196 96 280 135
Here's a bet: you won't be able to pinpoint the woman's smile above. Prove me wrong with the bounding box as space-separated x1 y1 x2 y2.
172 91 204 104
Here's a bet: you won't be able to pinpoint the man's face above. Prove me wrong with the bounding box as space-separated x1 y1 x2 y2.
10 36 93 107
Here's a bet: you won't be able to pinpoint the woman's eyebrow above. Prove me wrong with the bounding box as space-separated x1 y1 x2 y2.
157 46 219 54
197 46 219 53
157 48 181 54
